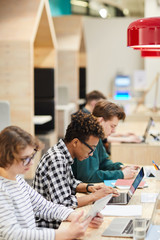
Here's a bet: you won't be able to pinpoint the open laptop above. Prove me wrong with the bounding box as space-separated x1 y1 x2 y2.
108 167 144 205
102 191 160 238
122 117 154 143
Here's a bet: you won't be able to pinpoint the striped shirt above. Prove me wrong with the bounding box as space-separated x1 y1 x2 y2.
0 175 73 240
32 139 81 229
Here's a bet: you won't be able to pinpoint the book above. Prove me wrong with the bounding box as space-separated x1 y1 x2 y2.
114 179 147 189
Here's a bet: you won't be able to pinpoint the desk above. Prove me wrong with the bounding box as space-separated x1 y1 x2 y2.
60 178 160 239
111 121 160 166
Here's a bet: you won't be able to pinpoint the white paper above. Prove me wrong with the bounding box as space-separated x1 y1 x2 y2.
101 205 142 216
141 193 158 203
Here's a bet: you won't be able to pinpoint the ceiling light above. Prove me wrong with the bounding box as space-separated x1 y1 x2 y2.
99 8 108 18
127 17 160 49
141 50 160 57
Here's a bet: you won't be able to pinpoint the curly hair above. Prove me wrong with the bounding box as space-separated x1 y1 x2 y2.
64 111 104 143
0 126 43 168
93 100 126 121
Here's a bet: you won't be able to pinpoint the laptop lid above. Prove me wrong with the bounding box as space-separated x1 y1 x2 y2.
128 167 144 199
142 117 154 142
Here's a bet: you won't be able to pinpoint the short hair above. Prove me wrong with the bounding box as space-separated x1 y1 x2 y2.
64 111 104 143
93 100 126 121
86 90 106 104
0 126 42 168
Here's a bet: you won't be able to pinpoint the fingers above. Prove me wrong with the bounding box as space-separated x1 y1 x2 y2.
89 213 104 229
72 211 84 222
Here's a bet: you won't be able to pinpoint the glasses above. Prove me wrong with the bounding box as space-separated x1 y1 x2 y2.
22 149 37 166
81 141 96 154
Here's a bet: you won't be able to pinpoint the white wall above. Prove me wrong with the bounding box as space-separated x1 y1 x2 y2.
145 0 160 108
83 17 144 97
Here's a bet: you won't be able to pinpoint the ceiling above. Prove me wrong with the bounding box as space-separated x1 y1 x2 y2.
71 0 145 18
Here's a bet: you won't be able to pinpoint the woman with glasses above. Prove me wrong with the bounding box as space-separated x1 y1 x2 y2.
33 111 119 229
0 126 104 240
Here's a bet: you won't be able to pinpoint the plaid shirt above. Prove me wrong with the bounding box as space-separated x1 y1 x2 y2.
32 139 81 229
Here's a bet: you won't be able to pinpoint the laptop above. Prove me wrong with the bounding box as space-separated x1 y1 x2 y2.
122 117 154 143
102 191 160 238
108 167 144 205
141 117 154 143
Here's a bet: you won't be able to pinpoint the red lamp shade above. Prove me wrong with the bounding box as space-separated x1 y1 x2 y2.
127 17 160 49
141 50 160 57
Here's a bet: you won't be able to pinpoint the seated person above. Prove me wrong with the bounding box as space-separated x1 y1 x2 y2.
80 90 141 145
0 126 103 240
72 100 139 183
33 112 118 229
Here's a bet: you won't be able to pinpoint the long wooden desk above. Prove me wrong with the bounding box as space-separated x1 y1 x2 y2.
60 178 160 239
111 121 160 166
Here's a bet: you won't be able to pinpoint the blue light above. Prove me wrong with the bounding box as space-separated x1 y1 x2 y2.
114 92 131 100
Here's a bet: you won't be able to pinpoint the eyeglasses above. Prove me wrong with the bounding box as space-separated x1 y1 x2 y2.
22 149 37 166
81 141 96 154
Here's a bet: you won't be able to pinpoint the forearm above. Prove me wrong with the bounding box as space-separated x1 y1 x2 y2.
76 182 88 193
77 194 95 207
108 136 126 143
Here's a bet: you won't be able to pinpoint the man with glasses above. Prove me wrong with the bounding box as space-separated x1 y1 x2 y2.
32 111 118 229
72 100 139 183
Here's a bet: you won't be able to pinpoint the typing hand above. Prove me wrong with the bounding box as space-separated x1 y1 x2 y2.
92 186 118 201
122 166 137 179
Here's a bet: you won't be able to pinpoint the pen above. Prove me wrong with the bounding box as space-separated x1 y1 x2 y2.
152 160 160 170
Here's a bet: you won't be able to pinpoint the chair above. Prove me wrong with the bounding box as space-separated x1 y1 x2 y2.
0 101 10 131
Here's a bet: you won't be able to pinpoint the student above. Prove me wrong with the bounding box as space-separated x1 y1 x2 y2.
33 112 118 229
0 126 103 240
81 90 141 144
72 100 139 183
81 90 106 114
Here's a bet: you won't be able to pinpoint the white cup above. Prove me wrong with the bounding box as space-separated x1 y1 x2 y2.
133 218 147 240
155 170 160 180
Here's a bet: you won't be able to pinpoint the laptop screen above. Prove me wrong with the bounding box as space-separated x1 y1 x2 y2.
128 167 144 197
143 117 154 141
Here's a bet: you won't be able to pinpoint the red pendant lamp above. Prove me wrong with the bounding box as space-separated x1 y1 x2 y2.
141 50 160 57
127 17 160 50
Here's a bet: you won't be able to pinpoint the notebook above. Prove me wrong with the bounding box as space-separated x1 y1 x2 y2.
102 191 160 238
108 167 144 205
114 179 146 189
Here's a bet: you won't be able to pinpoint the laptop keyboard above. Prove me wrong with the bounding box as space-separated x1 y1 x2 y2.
122 219 150 235
110 193 126 203
122 220 133 234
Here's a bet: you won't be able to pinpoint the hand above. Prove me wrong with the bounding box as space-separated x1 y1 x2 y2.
122 166 137 179
121 165 139 170
122 135 142 143
92 185 119 201
58 211 91 240
88 212 104 229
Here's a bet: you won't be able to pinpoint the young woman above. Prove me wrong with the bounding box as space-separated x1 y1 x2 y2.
0 126 103 240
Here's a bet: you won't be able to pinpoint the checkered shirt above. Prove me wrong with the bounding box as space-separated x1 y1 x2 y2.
32 139 81 229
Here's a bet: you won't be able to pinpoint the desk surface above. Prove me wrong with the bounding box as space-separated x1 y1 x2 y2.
111 121 160 166
60 178 160 240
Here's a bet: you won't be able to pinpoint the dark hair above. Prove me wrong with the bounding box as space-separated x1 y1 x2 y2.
93 100 126 121
0 126 42 168
64 111 104 143
86 90 106 104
